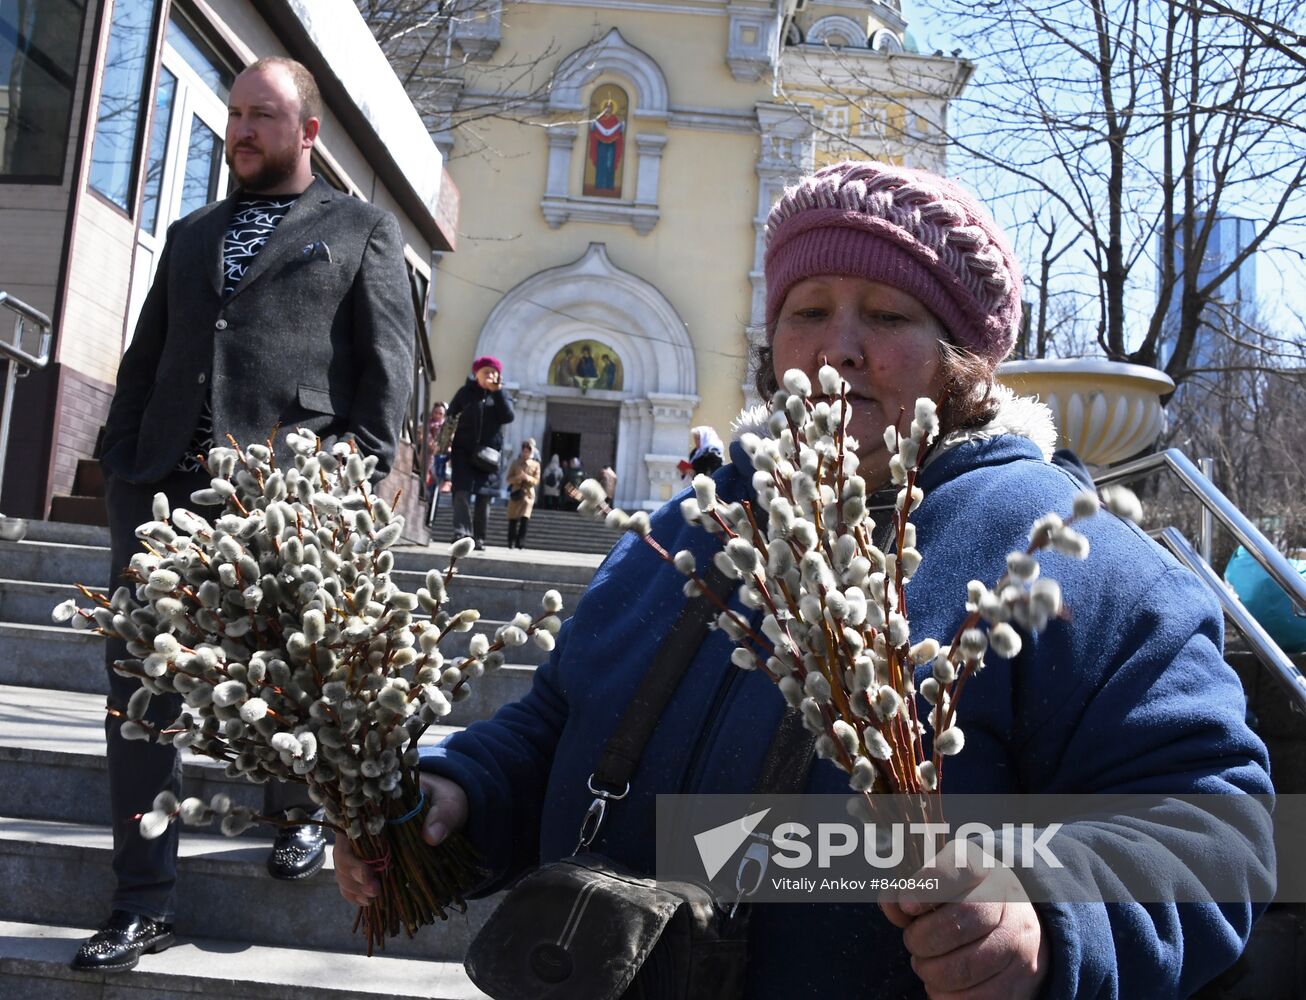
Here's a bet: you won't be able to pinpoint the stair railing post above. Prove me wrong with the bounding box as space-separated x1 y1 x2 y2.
1199 457 1215 567
0 291 54 514
0 313 25 501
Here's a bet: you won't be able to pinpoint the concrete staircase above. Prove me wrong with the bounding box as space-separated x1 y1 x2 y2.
0 519 605 998
4 516 1303 997
425 499 622 556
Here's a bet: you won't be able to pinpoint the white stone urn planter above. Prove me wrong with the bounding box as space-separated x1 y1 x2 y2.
997 358 1175 466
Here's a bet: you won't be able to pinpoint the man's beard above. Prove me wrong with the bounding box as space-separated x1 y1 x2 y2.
226 139 301 193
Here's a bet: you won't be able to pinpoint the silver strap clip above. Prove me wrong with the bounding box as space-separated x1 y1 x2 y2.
573 774 630 855
728 837 772 921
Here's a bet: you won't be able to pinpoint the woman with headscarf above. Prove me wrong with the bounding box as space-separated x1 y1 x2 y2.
682 425 724 478
540 454 564 510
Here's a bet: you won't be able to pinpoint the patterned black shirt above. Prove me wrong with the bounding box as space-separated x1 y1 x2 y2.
179 194 299 472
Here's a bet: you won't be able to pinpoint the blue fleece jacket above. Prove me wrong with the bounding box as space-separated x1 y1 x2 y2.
423 428 1272 999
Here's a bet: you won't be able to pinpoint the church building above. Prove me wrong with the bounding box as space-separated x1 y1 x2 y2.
421 0 969 509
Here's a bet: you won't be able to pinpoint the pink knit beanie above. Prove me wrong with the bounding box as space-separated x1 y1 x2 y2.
764 160 1023 366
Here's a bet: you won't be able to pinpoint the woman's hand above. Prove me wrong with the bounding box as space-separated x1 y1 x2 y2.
333 773 470 907
880 839 1049 999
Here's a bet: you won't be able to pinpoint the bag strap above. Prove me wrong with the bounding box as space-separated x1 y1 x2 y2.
591 563 735 795
574 563 734 852
575 557 820 853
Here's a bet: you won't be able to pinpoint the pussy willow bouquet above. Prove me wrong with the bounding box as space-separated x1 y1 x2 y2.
54 431 564 954
575 365 1098 808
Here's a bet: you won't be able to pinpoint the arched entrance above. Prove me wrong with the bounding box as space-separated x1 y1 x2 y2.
473 243 697 508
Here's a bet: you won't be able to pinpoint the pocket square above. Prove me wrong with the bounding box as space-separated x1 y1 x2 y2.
300 240 332 263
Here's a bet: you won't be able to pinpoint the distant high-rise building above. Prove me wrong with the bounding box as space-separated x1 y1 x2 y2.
1159 214 1258 371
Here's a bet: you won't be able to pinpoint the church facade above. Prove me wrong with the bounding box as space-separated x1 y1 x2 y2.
421 0 969 509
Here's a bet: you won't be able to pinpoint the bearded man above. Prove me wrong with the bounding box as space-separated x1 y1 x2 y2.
77 57 414 972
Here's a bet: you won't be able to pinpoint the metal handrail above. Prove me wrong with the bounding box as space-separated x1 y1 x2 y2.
1156 527 1306 716
0 291 54 502
1095 447 1306 618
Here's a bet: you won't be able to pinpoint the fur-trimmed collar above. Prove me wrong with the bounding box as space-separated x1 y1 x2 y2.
730 385 1057 463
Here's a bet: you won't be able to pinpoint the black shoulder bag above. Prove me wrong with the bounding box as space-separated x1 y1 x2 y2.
465 567 815 1000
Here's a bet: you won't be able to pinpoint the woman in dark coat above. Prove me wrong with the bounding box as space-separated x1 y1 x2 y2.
446 355 514 549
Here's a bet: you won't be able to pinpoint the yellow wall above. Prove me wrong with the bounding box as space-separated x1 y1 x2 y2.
430 2 764 441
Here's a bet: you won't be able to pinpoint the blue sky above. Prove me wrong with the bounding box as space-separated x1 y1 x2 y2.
895 0 1303 349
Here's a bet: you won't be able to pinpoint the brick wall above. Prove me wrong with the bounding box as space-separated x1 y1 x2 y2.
50 365 115 505
377 434 429 546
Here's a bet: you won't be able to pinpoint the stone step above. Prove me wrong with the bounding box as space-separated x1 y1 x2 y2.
0 684 465 830
1 573 581 654
0 628 536 722
48 494 109 528
10 519 110 547
0 919 489 998
0 815 497 963
5 573 581 635
0 919 488 999
0 536 604 590
426 503 621 556
0 539 114 587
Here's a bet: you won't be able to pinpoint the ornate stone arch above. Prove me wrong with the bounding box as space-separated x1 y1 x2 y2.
475 244 698 507
548 28 669 119
806 15 870 49
870 29 905 54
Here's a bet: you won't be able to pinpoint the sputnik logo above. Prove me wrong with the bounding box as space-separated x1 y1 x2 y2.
693 808 771 879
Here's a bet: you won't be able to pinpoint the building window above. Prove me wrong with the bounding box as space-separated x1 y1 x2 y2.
88 0 158 211
138 64 175 232
0 0 88 182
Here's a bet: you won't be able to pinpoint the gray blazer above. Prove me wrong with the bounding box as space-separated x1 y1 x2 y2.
100 177 416 484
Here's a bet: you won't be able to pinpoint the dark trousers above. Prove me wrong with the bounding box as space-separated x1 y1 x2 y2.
104 470 312 920
507 517 530 548
452 490 489 542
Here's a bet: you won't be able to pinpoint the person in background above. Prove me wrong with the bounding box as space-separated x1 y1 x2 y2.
1225 544 1306 653
541 454 564 510
424 401 450 499
87 56 415 972
447 356 514 550
563 457 585 511
677 425 725 479
598 464 618 505
506 439 541 549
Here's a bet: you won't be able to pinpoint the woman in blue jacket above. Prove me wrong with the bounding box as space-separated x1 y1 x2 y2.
336 161 1272 998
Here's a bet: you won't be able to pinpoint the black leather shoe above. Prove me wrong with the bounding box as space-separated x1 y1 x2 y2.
266 820 326 880
71 910 175 971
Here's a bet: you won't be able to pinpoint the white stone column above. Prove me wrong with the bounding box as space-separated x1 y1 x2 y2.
644 392 698 507
616 397 652 508
633 133 668 234
542 126 579 228
746 103 818 406
507 388 548 459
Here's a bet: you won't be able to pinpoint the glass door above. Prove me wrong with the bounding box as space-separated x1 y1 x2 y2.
126 13 232 339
